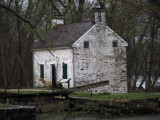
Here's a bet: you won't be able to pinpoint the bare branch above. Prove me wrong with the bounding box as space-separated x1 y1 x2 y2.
0 4 32 27
0 4 55 57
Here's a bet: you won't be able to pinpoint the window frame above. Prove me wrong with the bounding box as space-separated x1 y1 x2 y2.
113 41 118 47
98 12 101 22
84 41 89 48
40 64 44 79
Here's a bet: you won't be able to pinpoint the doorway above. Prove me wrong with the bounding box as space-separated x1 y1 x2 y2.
51 64 56 87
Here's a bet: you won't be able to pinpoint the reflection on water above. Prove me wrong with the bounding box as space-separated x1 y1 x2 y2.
39 113 160 120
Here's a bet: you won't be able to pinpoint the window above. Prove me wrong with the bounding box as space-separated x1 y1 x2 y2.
113 41 118 47
62 63 67 79
98 12 101 22
92 11 95 23
84 41 89 48
40 64 44 78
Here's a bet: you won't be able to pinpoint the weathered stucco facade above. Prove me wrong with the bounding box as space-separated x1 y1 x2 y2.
33 48 74 88
33 8 128 93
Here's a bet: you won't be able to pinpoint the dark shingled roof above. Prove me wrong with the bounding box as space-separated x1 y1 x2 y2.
33 22 93 49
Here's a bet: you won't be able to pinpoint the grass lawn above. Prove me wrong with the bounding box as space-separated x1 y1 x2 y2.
70 92 160 100
0 87 62 94
11 91 53 94
0 90 52 94
0 89 159 100
0 103 13 108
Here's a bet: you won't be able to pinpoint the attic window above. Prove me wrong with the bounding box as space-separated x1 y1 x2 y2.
84 41 89 48
113 41 118 47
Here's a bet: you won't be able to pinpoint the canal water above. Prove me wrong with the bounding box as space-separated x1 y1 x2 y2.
39 113 160 120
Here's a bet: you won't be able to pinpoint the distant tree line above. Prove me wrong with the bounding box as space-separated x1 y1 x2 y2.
0 0 160 92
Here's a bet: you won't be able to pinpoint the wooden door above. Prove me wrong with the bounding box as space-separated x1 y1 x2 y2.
52 64 56 87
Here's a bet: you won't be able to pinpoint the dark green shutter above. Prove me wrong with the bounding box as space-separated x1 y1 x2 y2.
63 64 67 79
40 65 44 78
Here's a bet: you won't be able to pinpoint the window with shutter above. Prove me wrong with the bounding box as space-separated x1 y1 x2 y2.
63 63 67 79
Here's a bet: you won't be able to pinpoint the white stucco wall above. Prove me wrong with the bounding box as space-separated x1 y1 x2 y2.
33 48 74 88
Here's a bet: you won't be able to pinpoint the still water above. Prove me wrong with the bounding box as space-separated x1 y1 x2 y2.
40 113 160 120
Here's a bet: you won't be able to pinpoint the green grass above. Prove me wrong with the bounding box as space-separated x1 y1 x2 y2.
70 92 160 100
0 89 159 100
70 92 92 98
36 87 62 91
0 90 52 94
0 87 62 94
37 113 49 120
0 103 13 108
18 91 52 94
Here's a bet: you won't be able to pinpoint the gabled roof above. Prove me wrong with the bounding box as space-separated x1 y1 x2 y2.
106 26 128 46
33 22 93 49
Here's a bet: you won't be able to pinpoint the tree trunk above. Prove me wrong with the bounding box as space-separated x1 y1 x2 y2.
15 0 24 86
76 0 85 22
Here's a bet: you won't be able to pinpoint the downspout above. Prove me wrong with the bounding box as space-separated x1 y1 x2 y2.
32 50 35 88
72 47 76 87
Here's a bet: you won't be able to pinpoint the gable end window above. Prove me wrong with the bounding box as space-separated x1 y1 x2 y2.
113 41 118 47
40 64 44 78
84 41 89 48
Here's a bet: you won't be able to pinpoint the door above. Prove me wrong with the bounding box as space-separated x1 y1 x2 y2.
52 64 56 87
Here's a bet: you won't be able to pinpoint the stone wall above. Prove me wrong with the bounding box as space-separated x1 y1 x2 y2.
70 97 160 114
73 24 127 93
0 105 36 120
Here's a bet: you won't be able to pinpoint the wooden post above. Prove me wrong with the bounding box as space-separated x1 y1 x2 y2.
4 85 6 104
68 80 70 88
18 80 20 94
52 87 54 92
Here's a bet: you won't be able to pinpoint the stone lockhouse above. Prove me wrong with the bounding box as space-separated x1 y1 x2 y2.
32 8 128 93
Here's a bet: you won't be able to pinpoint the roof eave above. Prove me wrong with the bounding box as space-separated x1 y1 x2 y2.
72 24 96 47
106 26 128 47
32 46 73 51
